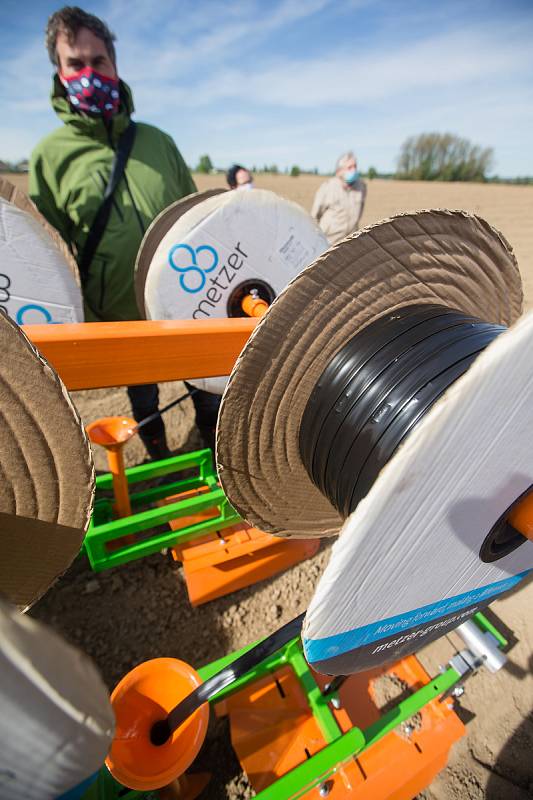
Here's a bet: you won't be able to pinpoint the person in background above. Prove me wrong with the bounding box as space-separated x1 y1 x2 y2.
226 164 254 190
29 7 218 459
311 151 366 245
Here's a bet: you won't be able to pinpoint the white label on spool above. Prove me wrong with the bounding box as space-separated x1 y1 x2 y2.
303 311 533 673
144 190 329 394
0 199 84 325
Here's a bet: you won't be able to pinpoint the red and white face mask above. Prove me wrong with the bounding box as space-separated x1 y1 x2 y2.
60 67 120 118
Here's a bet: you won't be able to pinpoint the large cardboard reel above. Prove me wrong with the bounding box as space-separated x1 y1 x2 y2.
0 309 108 796
217 209 533 673
303 311 533 673
0 311 94 609
0 177 83 325
135 189 329 394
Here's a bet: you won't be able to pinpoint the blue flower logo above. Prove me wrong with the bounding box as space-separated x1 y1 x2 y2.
16 304 54 324
168 244 219 293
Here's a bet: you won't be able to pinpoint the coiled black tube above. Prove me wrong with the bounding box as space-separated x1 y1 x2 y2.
300 304 505 518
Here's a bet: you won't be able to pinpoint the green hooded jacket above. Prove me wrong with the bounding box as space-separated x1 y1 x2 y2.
29 76 197 321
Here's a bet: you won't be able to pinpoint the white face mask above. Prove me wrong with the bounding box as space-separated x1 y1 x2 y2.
236 181 254 191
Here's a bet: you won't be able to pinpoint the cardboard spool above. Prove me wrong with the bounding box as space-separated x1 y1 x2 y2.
217 209 533 674
135 188 329 394
0 310 94 609
97 189 327 596
0 177 83 325
0 313 111 799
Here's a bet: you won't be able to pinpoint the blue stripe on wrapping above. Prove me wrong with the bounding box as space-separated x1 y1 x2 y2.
304 570 531 664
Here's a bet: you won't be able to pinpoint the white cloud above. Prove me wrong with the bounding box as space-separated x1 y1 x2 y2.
154 22 532 109
109 0 339 82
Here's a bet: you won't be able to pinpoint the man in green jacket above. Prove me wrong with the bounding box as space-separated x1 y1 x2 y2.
30 6 204 459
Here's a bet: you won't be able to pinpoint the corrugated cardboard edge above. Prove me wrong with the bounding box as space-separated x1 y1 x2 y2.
134 188 226 317
0 311 94 609
217 209 523 538
0 176 81 289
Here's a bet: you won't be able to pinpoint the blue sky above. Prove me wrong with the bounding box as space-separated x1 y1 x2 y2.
1 0 532 176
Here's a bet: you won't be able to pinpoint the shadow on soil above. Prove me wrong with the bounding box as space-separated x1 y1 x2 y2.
486 686 533 800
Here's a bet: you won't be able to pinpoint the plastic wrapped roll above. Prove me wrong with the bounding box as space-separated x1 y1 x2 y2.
136 189 329 394
0 178 83 325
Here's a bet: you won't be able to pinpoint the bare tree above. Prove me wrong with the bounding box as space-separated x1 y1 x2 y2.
396 133 494 182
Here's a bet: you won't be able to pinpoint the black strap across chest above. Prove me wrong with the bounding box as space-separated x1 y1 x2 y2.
78 120 137 285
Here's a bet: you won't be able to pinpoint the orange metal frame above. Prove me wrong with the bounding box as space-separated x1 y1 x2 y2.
23 318 257 390
217 654 465 800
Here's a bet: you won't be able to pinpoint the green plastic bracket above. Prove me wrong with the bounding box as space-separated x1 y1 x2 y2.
256 727 366 800
253 666 461 800
90 644 461 800
197 636 341 743
83 449 241 571
196 633 463 799
87 550 509 799
285 641 341 743
93 606 516 800
472 611 508 648
83 765 154 799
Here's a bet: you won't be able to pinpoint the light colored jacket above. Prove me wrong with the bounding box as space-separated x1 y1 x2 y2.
311 176 366 245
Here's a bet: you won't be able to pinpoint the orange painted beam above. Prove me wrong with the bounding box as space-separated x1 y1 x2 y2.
23 318 257 390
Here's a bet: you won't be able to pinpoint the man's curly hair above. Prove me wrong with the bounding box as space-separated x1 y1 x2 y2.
46 6 116 67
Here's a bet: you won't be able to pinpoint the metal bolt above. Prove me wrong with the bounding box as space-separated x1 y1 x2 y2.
330 696 341 710
403 723 414 736
452 685 465 698
319 781 333 797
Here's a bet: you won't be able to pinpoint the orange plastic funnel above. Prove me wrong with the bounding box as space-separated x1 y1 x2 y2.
86 416 137 446
86 416 137 518
106 658 209 791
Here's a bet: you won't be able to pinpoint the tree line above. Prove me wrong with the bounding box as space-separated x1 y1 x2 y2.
195 155 315 177
4 135 530 184
195 133 529 184
396 132 494 182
